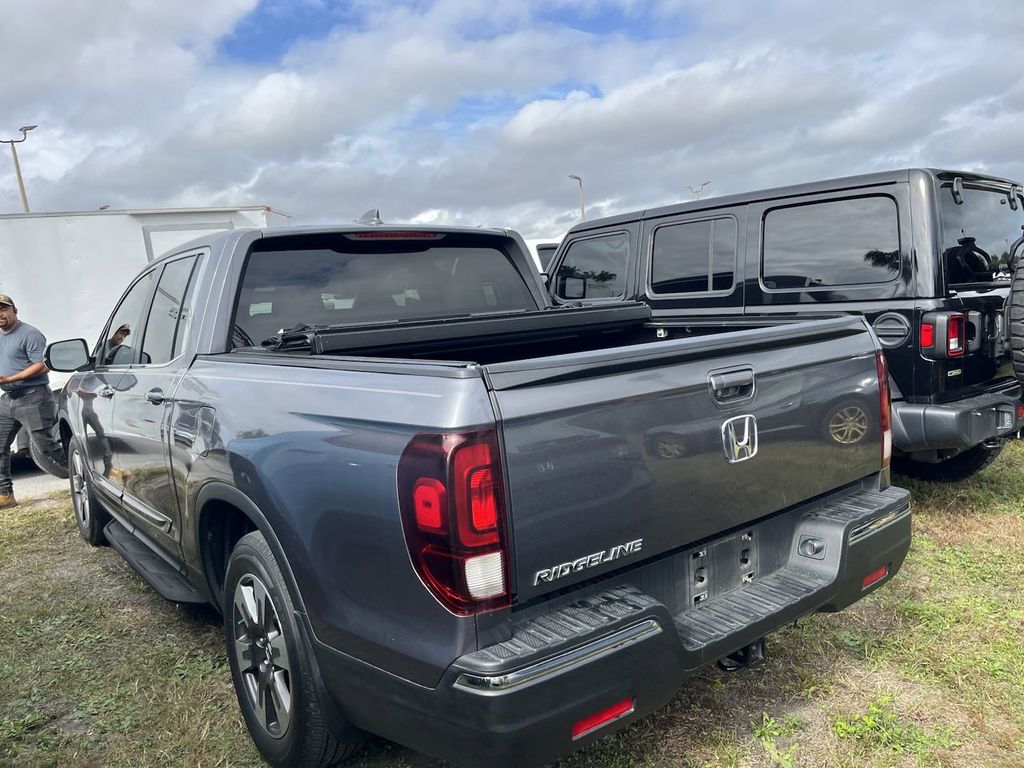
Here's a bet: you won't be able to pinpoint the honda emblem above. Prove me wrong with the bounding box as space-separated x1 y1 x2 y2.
722 415 758 463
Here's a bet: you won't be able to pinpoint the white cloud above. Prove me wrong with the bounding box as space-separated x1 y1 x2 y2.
0 0 1022 243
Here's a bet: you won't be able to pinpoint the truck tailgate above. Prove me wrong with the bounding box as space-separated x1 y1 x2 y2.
483 317 883 602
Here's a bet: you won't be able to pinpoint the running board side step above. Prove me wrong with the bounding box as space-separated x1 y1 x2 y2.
103 521 206 604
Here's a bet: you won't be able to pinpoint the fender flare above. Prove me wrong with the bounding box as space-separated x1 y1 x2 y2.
194 480 309 618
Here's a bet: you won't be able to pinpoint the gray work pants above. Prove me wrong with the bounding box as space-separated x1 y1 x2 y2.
0 386 67 494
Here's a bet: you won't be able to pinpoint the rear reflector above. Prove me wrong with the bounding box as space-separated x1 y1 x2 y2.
862 564 889 589
1017 404 1024 419
572 698 635 740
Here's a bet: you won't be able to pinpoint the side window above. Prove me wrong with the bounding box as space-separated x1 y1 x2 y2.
762 196 901 289
651 218 737 294
140 256 199 366
555 232 629 300
96 271 156 367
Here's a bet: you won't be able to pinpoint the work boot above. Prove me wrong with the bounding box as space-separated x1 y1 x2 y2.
0 493 17 509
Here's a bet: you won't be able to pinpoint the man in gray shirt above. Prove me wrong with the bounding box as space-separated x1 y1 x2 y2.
0 294 67 508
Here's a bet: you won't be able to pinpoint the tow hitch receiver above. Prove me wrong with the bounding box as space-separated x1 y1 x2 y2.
717 639 767 672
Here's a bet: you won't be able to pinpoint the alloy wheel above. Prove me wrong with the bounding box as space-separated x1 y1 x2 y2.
232 573 293 739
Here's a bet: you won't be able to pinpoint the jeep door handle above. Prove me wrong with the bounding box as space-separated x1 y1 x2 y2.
145 389 165 405
99 386 115 399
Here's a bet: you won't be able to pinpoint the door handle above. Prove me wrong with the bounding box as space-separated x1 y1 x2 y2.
145 389 165 405
99 386 115 398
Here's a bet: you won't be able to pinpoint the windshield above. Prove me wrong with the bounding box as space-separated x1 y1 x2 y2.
232 233 537 347
939 181 1024 286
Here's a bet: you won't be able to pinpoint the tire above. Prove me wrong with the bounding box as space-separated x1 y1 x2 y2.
892 443 1004 482
1010 251 1024 386
30 434 70 479
822 399 872 446
69 440 110 546
224 531 363 768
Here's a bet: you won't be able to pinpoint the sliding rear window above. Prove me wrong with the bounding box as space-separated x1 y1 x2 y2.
231 233 537 347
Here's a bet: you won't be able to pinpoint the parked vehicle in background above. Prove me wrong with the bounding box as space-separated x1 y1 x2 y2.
0 205 289 469
545 169 1024 480
47 222 909 767
535 241 560 271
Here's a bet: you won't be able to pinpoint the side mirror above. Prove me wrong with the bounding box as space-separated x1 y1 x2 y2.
45 339 91 372
561 276 587 300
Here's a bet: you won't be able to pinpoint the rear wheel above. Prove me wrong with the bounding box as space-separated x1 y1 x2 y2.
892 443 1003 482
69 441 109 546
224 531 362 768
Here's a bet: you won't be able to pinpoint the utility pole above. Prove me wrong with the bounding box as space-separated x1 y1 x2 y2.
686 180 711 200
568 174 585 221
0 125 37 212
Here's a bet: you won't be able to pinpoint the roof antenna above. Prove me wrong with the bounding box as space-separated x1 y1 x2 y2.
356 208 383 226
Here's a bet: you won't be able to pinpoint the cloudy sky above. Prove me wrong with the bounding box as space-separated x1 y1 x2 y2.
2 0 1022 239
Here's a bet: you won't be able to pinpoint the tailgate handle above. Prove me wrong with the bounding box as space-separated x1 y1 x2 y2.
710 368 755 404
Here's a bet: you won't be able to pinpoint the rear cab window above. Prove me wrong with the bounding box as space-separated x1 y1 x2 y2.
231 232 538 347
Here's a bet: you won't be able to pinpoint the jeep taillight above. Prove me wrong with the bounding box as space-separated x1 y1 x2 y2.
877 351 892 470
398 429 511 615
920 312 965 359
947 314 965 356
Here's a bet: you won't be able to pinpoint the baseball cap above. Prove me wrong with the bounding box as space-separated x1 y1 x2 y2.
0 294 15 309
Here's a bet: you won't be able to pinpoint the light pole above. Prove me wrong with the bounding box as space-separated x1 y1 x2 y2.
568 174 585 221
686 180 711 200
1 125 37 213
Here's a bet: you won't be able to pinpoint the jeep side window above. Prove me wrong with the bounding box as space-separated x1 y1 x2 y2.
939 184 1024 286
555 232 628 300
762 196 901 289
651 218 737 294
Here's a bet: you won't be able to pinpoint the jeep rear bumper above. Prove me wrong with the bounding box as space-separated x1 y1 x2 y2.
313 484 911 768
891 386 1023 453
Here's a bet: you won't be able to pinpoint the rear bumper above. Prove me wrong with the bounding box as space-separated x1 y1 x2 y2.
312 484 911 768
891 386 1023 453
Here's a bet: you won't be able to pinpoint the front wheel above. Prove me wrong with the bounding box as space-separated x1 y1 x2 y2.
224 531 362 768
892 443 1004 482
69 440 109 546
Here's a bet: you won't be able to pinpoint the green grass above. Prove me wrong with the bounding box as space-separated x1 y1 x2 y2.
3 445 1024 766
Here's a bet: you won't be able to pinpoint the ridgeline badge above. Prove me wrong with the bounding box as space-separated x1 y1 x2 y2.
534 539 644 585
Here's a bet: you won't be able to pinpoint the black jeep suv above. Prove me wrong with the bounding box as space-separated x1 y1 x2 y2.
543 169 1024 480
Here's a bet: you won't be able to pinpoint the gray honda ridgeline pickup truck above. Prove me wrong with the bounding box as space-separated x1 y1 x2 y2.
46 224 911 768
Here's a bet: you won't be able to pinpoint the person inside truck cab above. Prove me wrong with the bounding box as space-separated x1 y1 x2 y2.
99 323 132 366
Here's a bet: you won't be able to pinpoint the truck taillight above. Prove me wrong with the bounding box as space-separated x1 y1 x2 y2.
877 351 892 470
398 429 511 615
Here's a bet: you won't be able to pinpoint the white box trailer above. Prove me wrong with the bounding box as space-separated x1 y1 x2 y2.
0 205 290 467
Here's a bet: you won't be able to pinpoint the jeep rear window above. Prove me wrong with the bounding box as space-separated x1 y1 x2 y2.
762 196 901 289
939 183 1024 286
231 233 536 347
